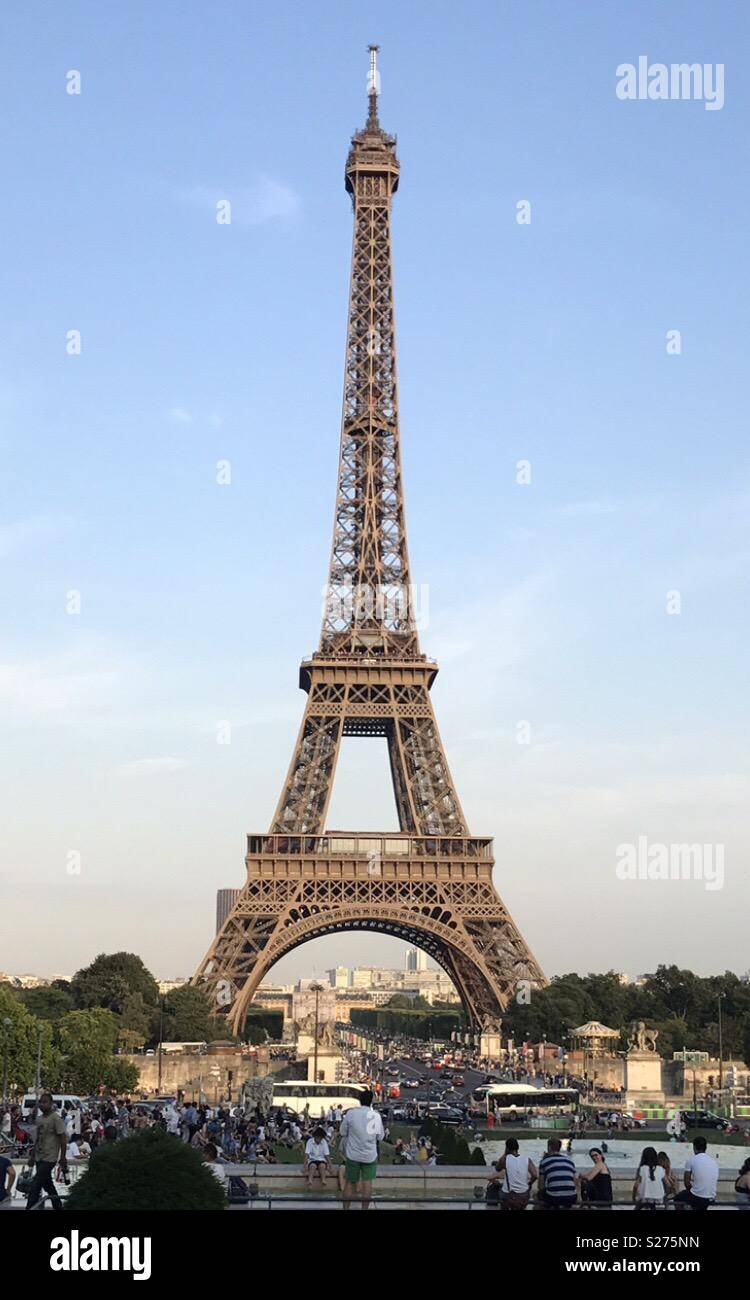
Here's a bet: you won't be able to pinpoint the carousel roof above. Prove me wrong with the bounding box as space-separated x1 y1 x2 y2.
571 1020 620 1038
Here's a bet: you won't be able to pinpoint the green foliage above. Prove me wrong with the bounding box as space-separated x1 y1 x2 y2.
350 1006 463 1040
244 1010 283 1044
158 985 228 1046
71 953 159 1018
469 1145 486 1165
385 994 431 1011
55 1008 121 1093
119 992 152 1038
18 985 75 1023
743 1016 750 1071
101 1057 140 1094
0 986 59 1094
118 1028 146 1052
65 1128 226 1211
504 966 750 1059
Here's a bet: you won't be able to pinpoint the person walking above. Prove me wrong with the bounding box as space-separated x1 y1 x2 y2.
633 1146 667 1209
25 1093 67 1211
0 1149 16 1208
339 1090 383 1211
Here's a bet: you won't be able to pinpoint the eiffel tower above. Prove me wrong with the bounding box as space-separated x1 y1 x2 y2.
193 48 546 1034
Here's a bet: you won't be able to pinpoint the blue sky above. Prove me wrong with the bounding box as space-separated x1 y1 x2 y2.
1 1 748 985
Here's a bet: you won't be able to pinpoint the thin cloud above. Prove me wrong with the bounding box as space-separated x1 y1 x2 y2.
176 176 301 227
0 515 67 558
117 756 189 777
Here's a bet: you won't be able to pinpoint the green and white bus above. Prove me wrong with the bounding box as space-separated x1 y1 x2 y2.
268 1081 368 1117
472 1084 579 1121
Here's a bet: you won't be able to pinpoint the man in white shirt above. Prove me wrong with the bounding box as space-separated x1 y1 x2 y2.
201 1143 226 1190
675 1137 719 1210
339 1090 384 1210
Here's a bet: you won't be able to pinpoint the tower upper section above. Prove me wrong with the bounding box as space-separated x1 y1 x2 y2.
319 47 420 661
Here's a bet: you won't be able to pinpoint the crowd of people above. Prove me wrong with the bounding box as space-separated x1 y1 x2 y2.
485 1134 750 1211
0 1088 389 1209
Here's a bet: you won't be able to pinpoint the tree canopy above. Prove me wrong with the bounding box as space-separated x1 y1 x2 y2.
64 1127 226 1211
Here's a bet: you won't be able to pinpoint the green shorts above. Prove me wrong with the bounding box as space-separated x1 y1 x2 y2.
344 1158 378 1183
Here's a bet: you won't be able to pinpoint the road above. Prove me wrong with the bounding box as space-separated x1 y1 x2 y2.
373 1054 487 1111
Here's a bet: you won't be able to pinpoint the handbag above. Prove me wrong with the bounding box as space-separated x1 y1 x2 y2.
17 1166 36 1195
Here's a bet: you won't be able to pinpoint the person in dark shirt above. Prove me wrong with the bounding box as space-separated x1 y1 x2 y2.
579 1147 613 1208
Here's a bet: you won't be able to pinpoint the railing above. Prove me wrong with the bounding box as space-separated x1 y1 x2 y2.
225 1189 743 1211
246 834 493 860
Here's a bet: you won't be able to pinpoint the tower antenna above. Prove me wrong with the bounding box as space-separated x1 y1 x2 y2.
367 43 380 125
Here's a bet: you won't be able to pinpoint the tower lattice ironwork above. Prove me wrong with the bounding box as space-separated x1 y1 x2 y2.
193 48 546 1033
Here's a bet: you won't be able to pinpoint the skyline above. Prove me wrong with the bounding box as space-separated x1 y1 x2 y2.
2 1 748 984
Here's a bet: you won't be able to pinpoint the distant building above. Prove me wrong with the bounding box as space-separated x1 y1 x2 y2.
292 987 336 1025
406 947 427 973
216 889 240 933
327 967 349 988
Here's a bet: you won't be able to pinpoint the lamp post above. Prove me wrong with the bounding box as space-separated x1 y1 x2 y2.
34 1024 43 1103
157 997 165 1095
717 993 724 1096
2 1017 12 1107
310 983 324 1083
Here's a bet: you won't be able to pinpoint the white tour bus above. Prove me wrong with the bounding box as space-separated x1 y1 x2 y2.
473 1084 579 1121
268 1081 368 1117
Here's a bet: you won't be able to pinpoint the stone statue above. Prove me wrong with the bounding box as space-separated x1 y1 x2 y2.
480 1014 501 1036
293 1011 318 1038
628 1020 658 1053
316 1020 338 1050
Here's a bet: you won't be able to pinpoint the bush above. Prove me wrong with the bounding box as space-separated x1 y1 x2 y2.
65 1128 226 1211
469 1145 486 1166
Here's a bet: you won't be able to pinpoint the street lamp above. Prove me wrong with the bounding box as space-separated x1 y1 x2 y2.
2 1017 12 1108
309 983 324 1084
157 997 165 1096
717 993 725 1096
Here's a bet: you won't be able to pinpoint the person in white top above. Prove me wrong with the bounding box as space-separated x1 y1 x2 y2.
202 1143 226 1189
675 1136 719 1210
633 1147 667 1207
163 1104 181 1135
304 1127 331 1187
339 1090 384 1211
487 1138 538 1210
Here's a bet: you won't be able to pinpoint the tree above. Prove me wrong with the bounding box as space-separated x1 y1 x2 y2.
158 986 227 1045
0 986 58 1096
55 1008 121 1093
18 985 75 1024
118 1028 146 1053
71 953 159 1018
65 1127 226 1211
743 1015 750 1072
101 1057 140 1094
